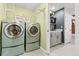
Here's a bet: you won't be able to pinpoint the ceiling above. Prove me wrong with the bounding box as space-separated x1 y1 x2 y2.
15 3 75 15
15 3 40 11
49 3 75 15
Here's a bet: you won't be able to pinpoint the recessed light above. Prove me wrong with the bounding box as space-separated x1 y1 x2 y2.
51 7 55 11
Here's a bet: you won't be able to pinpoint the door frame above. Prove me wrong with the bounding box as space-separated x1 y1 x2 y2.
47 6 65 54
54 8 65 43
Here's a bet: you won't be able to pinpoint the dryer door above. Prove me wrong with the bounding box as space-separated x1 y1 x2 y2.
28 25 39 37
4 23 23 39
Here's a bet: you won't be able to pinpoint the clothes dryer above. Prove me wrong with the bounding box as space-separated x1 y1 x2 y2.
26 23 40 52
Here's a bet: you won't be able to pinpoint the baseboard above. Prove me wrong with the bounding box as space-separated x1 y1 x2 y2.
64 42 71 44
40 47 50 55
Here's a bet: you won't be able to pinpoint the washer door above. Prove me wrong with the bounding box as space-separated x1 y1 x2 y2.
28 25 39 37
4 23 23 39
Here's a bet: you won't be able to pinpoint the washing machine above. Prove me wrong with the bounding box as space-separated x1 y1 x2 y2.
1 21 25 56
26 23 40 52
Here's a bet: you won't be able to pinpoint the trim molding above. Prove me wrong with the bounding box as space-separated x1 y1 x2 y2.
40 47 50 55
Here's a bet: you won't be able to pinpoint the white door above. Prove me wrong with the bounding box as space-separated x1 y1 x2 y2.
65 12 72 43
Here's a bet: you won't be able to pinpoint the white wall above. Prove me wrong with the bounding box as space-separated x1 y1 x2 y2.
64 11 72 43
75 4 79 44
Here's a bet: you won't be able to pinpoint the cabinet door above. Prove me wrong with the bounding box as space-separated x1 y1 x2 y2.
56 32 61 44
50 32 57 47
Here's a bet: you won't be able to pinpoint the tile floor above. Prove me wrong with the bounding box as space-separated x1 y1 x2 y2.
50 43 79 56
50 35 79 56
21 49 47 56
21 43 79 56
21 35 79 56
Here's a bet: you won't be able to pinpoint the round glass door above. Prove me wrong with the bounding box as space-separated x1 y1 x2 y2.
28 25 39 36
4 24 23 39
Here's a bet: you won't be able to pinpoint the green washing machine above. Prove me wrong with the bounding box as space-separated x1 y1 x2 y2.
26 23 40 52
1 21 25 56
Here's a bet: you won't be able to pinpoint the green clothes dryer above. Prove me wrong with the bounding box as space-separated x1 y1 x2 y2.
26 23 40 52
1 21 25 56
